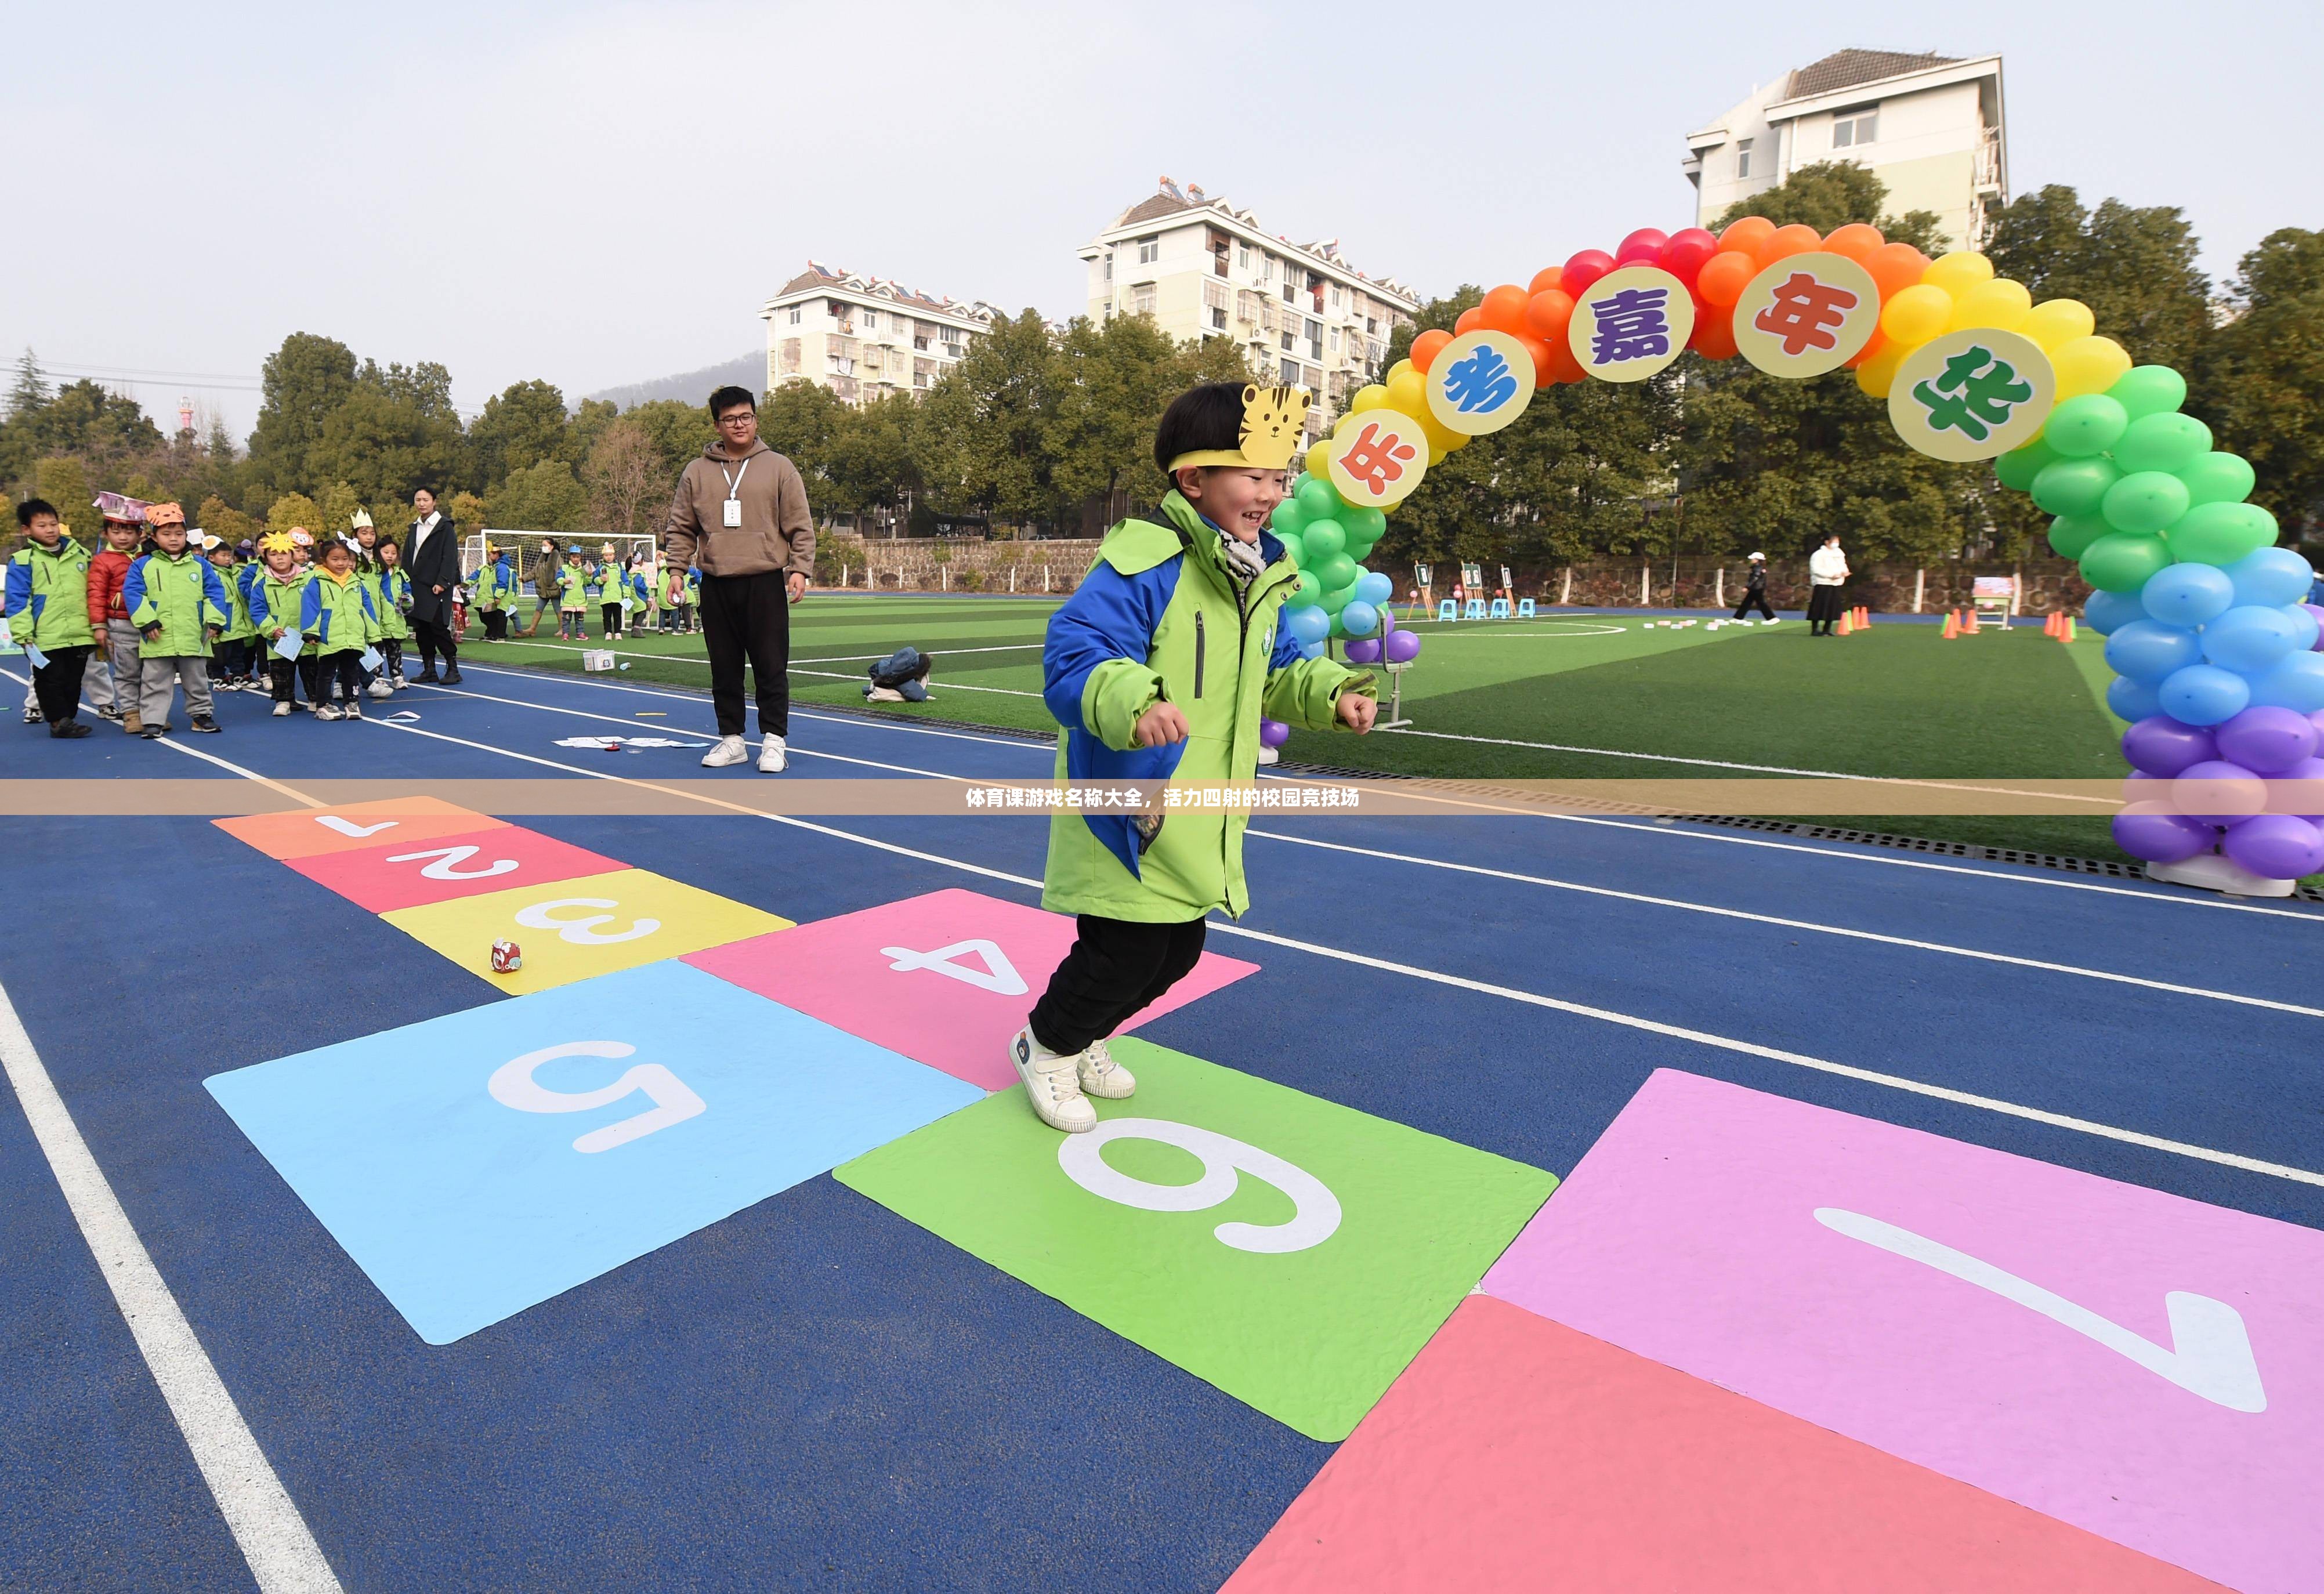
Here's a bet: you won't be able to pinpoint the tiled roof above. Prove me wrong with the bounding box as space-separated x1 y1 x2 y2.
1098 190 1419 306
1783 48 1960 100
769 262 994 323
1114 193 1201 228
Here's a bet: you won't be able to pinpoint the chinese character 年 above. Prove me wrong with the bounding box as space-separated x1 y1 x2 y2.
1751 271 1860 356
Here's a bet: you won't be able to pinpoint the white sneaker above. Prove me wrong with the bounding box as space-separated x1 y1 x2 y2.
758 734 787 773
1255 744 1279 766
272 701 291 717
315 702 342 721
700 734 748 767
1011 1026 1095 1133
367 679 394 699
1077 1038 1136 1100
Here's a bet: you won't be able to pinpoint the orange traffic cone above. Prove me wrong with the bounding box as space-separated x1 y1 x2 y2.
1941 611 1959 639
2043 611 2059 637
1836 611 1854 636
2061 615 2077 643
1856 606 1870 627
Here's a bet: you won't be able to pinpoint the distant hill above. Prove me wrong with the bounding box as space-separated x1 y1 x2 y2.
585 350 761 412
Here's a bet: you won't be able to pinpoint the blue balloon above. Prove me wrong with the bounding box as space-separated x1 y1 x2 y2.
1340 600 1380 637
2286 603 2322 653
2106 675 2163 722
2082 589 2148 636
2224 546 2314 608
2200 604 2301 673
1284 604 1331 645
2247 651 2324 713
2139 563 2235 628
2158 663 2253 726
1297 638 1326 661
2103 618 2202 683
1354 571 1395 606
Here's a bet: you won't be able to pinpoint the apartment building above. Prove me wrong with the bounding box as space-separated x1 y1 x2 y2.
1077 179 1421 439
1683 49 2008 252
761 263 1001 405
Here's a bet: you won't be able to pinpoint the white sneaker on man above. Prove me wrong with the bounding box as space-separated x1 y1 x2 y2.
700 734 748 767
758 734 787 773
1010 1026 1095 1133
1077 1037 1136 1100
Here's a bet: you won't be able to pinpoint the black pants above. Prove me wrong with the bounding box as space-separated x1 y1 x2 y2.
482 608 508 641
31 644 93 726
698 571 791 738
302 653 361 703
600 601 623 638
412 615 458 674
212 637 252 679
1807 585 1845 633
1029 915 1208 1056
269 657 302 704
1733 589 1775 620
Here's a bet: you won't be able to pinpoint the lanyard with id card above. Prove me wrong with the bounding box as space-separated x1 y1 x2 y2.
721 457 750 528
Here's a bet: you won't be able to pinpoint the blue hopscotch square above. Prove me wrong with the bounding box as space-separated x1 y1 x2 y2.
205 959 983 1344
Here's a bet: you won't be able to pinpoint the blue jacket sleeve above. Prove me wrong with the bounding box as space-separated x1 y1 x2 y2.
1268 618 1304 671
2 556 27 622
201 563 229 624
122 556 150 624
1041 559 1178 732
300 580 323 635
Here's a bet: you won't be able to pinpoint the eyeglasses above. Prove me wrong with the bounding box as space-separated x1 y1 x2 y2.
717 414 755 426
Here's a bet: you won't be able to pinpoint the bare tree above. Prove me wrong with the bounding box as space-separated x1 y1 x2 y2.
583 418 662 539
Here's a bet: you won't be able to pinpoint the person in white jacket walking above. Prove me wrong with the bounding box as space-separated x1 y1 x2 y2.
1807 533 1850 636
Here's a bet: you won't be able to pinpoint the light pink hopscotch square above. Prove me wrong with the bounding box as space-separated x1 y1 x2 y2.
1480 1069 2324 1594
683 888 1258 1091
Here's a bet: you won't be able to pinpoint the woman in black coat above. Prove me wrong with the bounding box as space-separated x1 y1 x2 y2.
404 487 464 683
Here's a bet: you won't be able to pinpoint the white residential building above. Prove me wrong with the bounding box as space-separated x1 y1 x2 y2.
761 263 1001 406
1077 179 1422 440
1683 49 2008 252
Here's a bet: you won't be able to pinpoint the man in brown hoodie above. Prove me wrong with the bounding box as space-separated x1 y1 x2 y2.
661 385 815 771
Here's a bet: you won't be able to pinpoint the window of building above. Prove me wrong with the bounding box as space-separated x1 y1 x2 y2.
1104 253 1113 281
861 309 878 333
1832 107 1877 148
1280 328 1295 353
1130 284 1156 317
1259 255 1275 283
1329 285 1342 309
1102 299 1112 319
786 306 802 325
1328 327 1340 353
1280 356 1301 385
1305 318 1322 360
1136 235 1159 265
1237 244 1251 270
1736 136 1754 178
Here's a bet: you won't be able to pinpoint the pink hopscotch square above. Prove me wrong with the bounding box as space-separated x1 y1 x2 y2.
1480 1069 2324 1594
684 888 1259 1091
285 825 625 914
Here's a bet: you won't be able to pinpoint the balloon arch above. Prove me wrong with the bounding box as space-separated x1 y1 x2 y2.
1270 217 2324 885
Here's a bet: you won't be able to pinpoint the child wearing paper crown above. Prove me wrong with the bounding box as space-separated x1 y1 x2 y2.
1008 382 1377 1133
301 535 378 720
249 531 311 715
122 503 230 737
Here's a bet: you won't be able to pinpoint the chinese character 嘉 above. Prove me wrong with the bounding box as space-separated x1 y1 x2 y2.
1440 344 1518 413
1588 287 1671 363
1910 346 2033 442
1338 421 1419 494
1751 272 1859 357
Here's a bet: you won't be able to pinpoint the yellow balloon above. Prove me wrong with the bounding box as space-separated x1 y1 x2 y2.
2021 298 2096 353
1443 430 1471 452
1945 277 2032 334
1855 344 1905 399
1385 369 1428 415
1305 440 1331 477
1349 383 1389 414
1416 407 1458 450
1427 439 1449 466
1387 358 1415 385
2051 335 2133 400
1880 283 1954 347
1921 251 1996 296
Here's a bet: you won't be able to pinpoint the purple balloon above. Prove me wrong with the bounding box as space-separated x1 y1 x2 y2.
2173 759 2267 827
2282 755 2324 823
2307 603 2324 649
1342 637 1382 664
2214 705 2320 774
2111 806 2216 863
1258 717 1290 748
1379 608 1398 635
1382 629 1422 664
2222 814 2324 879
2119 715 2217 777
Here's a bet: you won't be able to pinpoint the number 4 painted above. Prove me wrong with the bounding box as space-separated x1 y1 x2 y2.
489 1041 704 1153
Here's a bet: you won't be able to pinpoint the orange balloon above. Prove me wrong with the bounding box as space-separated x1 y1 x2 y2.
1755 223 1823 267
1842 326 1888 370
1410 328 1453 374
1865 242 1932 302
1523 288 1574 342
1479 283 1531 334
1695 250 1757 307
1514 333 1555 382
1718 216 1776 256
1454 306 1484 335
1544 339 1587 385
1823 222 1884 263
1692 303 1739 361
1527 265 1564 295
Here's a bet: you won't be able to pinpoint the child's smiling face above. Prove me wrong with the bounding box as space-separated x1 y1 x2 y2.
1178 467 1287 544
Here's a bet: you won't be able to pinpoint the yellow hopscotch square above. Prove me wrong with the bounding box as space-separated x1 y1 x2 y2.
381 868 792 994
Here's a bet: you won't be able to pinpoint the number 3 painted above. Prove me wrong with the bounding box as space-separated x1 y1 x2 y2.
488 1041 704 1153
1056 1118 1341 1254
513 897 660 945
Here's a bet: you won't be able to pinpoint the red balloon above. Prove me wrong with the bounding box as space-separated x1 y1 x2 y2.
1690 298 1739 361
1659 227 1719 285
1562 249 1616 296
1615 227 1668 266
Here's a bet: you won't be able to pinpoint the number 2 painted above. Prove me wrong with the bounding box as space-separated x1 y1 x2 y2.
387 843 519 881
1057 1118 1341 1254
488 1041 705 1153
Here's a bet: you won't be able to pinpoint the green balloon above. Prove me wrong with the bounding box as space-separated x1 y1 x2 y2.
1323 582 1359 613
1270 500 1309 538
2106 364 2188 421
1344 506 1387 541
1291 571 1324 605
1993 438 2058 492
1274 532 1305 568
2042 394 2130 458
1315 553 1359 592
1295 476 1343 517
2030 457 2120 517
2047 512 2109 561
2101 470 2192 535
2078 531 2173 593
2112 412 2213 475
1302 519 1348 560
2164 501 2278 566
2178 451 2257 508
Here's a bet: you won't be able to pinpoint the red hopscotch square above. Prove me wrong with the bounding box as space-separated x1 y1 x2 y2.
1223 1295 2222 1593
287 825 627 913
683 887 1259 1091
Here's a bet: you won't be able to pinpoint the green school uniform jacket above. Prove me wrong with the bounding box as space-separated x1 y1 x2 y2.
251 567 311 653
556 561 591 611
300 568 377 656
123 549 231 658
212 560 257 642
376 567 412 641
3 537 97 651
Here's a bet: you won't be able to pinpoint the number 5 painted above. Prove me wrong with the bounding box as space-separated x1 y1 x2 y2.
1057 1118 1341 1254
488 1041 705 1153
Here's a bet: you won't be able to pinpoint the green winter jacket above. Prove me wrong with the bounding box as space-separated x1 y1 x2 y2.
376 567 412 640
556 561 592 610
251 568 310 653
301 568 377 656
1038 490 1372 923
124 549 230 658
212 559 257 642
4 538 97 651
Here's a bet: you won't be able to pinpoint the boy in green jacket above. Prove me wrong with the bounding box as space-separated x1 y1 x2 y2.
5 497 99 737
122 503 229 736
205 536 258 691
1010 383 1376 1132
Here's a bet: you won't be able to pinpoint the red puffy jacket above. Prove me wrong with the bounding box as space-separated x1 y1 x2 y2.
88 548 135 625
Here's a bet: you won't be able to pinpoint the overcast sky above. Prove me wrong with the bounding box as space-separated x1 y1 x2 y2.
6 0 2312 441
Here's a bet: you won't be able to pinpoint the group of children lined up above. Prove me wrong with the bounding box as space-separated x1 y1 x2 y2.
477 539 700 642
6 496 421 737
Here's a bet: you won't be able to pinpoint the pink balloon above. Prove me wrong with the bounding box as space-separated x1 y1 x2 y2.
1659 228 1720 285
1615 227 1669 266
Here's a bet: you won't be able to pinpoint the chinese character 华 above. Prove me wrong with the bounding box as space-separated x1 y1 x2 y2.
1910 346 2033 442
1588 287 1671 364
1751 272 1859 357
1337 421 1419 495
1440 344 1518 413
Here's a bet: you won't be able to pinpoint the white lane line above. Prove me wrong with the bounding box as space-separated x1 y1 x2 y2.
476 637 1044 666
354 713 2324 1190
0 979 342 1592
1 667 324 808
1245 830 2324 1019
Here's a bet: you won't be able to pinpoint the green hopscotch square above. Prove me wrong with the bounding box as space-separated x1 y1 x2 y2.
834 1038 1556 1440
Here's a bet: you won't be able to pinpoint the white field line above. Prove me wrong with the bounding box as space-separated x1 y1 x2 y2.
1 665 324 807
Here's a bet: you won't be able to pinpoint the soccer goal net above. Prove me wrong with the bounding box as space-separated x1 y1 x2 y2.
465 531 663 596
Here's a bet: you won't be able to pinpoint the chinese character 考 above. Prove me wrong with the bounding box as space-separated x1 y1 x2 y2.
1910 346 2033 442
1751 272 1860 357
1440 345 1518 413
1588 287 1671 364
1338 421 1419 494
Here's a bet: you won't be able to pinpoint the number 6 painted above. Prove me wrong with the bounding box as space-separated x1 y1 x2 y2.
488 1041 704 1153
1056 1118 1341 1254
513 897 661 945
